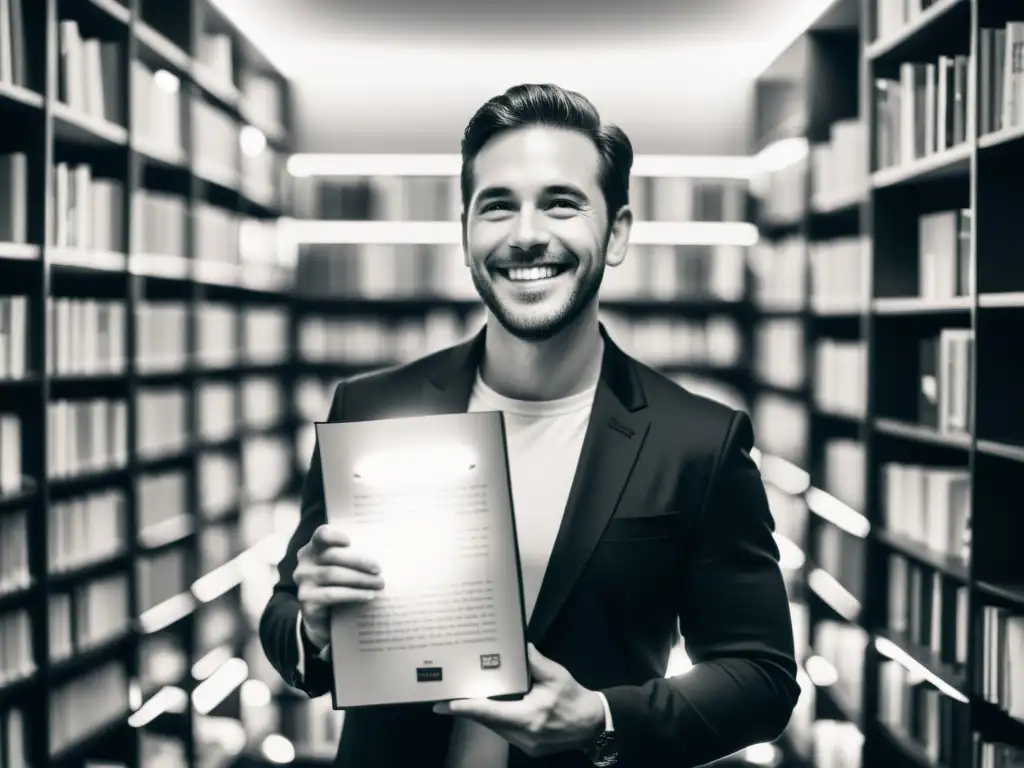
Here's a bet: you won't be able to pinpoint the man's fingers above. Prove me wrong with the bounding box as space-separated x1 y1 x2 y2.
433 698 529 727
317 546 382 575
311 524 351 551
314 565 385 590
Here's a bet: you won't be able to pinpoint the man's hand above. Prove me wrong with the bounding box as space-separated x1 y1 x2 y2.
432 644 605 758
294 524 384 649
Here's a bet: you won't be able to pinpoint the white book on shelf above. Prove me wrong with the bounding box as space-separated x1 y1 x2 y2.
1002 23 1024 130
0 152 28 243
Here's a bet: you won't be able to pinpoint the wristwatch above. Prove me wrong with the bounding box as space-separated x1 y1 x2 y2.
583 693 618 766
583 730 618 766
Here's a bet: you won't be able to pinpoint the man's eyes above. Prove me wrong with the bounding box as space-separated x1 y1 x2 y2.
479 199 578 213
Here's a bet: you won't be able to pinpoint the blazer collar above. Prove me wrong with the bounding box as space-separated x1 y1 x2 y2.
422 322 648 414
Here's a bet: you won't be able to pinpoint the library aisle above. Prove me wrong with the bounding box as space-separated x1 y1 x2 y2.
0 0 1022 767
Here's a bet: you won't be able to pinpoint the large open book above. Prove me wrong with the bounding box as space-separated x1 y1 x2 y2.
314 411 531 709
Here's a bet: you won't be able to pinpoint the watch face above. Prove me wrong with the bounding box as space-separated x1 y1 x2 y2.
593 731 618 763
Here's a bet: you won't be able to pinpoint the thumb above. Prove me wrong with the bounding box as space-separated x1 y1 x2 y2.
527 643 563 681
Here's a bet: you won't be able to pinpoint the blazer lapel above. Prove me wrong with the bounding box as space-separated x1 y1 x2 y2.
527 329 651 644
416 324 652 645
418 328 486 415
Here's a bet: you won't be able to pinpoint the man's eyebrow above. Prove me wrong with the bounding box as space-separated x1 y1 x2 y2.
474 184 590 203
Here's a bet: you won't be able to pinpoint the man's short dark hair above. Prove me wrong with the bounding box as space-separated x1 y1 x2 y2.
459 83 634 221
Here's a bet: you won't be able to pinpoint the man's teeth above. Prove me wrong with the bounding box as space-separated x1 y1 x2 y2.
506 266 559 281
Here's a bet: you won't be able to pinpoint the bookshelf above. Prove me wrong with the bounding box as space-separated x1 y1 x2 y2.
752 0 1024 767
0 0 298 766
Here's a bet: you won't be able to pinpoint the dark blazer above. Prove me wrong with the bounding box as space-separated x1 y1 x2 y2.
260 325 800 767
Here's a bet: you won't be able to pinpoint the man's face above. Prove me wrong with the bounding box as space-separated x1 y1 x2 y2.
462 126 629 341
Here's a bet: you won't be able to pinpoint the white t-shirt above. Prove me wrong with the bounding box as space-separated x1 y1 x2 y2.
444 372 597 768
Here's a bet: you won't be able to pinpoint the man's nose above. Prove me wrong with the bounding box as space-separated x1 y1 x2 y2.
508 209 550 251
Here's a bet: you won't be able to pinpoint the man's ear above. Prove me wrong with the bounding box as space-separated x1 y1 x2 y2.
605 205 633 268
461 210 469 267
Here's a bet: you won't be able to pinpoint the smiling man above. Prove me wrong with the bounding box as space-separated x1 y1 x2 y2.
259 83 800 767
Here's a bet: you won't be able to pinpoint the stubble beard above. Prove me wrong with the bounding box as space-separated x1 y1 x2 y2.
471 254 605 342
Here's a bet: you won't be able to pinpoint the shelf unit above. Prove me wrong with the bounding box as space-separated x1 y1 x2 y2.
750 3 870 768
0 0 297 766
752 0 1024 767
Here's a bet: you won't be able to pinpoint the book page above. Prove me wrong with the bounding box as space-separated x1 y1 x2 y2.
316 412 529 708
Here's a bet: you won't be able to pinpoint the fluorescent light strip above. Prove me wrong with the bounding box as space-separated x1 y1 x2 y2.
192 644 234 681
807 567 861 622
804 654 839 687
138 591 196 634
774 533 806 572
286 153 755 179
759 454 811 496
261 734 297 765
874 636 969 703
191 534 281 603
805 487 871 539
192 657 250 715
127 686 189 728
285 219 758 247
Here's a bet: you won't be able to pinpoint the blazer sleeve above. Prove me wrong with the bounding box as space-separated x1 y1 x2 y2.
258 381 347 698
601 410 801 767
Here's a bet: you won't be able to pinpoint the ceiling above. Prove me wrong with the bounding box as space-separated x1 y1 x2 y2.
210 0 837 155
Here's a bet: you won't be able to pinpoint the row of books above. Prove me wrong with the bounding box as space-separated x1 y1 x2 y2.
58 20 122 126
0 295 27 380
753 394 808 467
0 152 27 244
878 657 968 767
53 162 125 253
135 301 291 374
813 339 868 418
312 175 747 223
810 119 869 211
880 462 971 563
0 508 27 594
822 438 866 513
50 572 130 662
195 379 287 441
0 609 32 685
50 661 129 757
887 553 969 669
50 488 125 574
875 56 971 171
293 242 747 303
757 153 806 224
42 390 281 483
815 522 867 603
814 619 868 716
809 721 863 768
48 161 286 258
754 319 805 391
0 413 19 494
810 236 870 312
749 236 806 311
603 312 744 369
133 59 184 160
48 297 127 377
872 0 943 46
979 24 1024 136
0 0 26 89
46 398 128 480
919 209 971 301
979 606 1024 723
138 547 187 614
295 310 746 372
920 328 973 437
